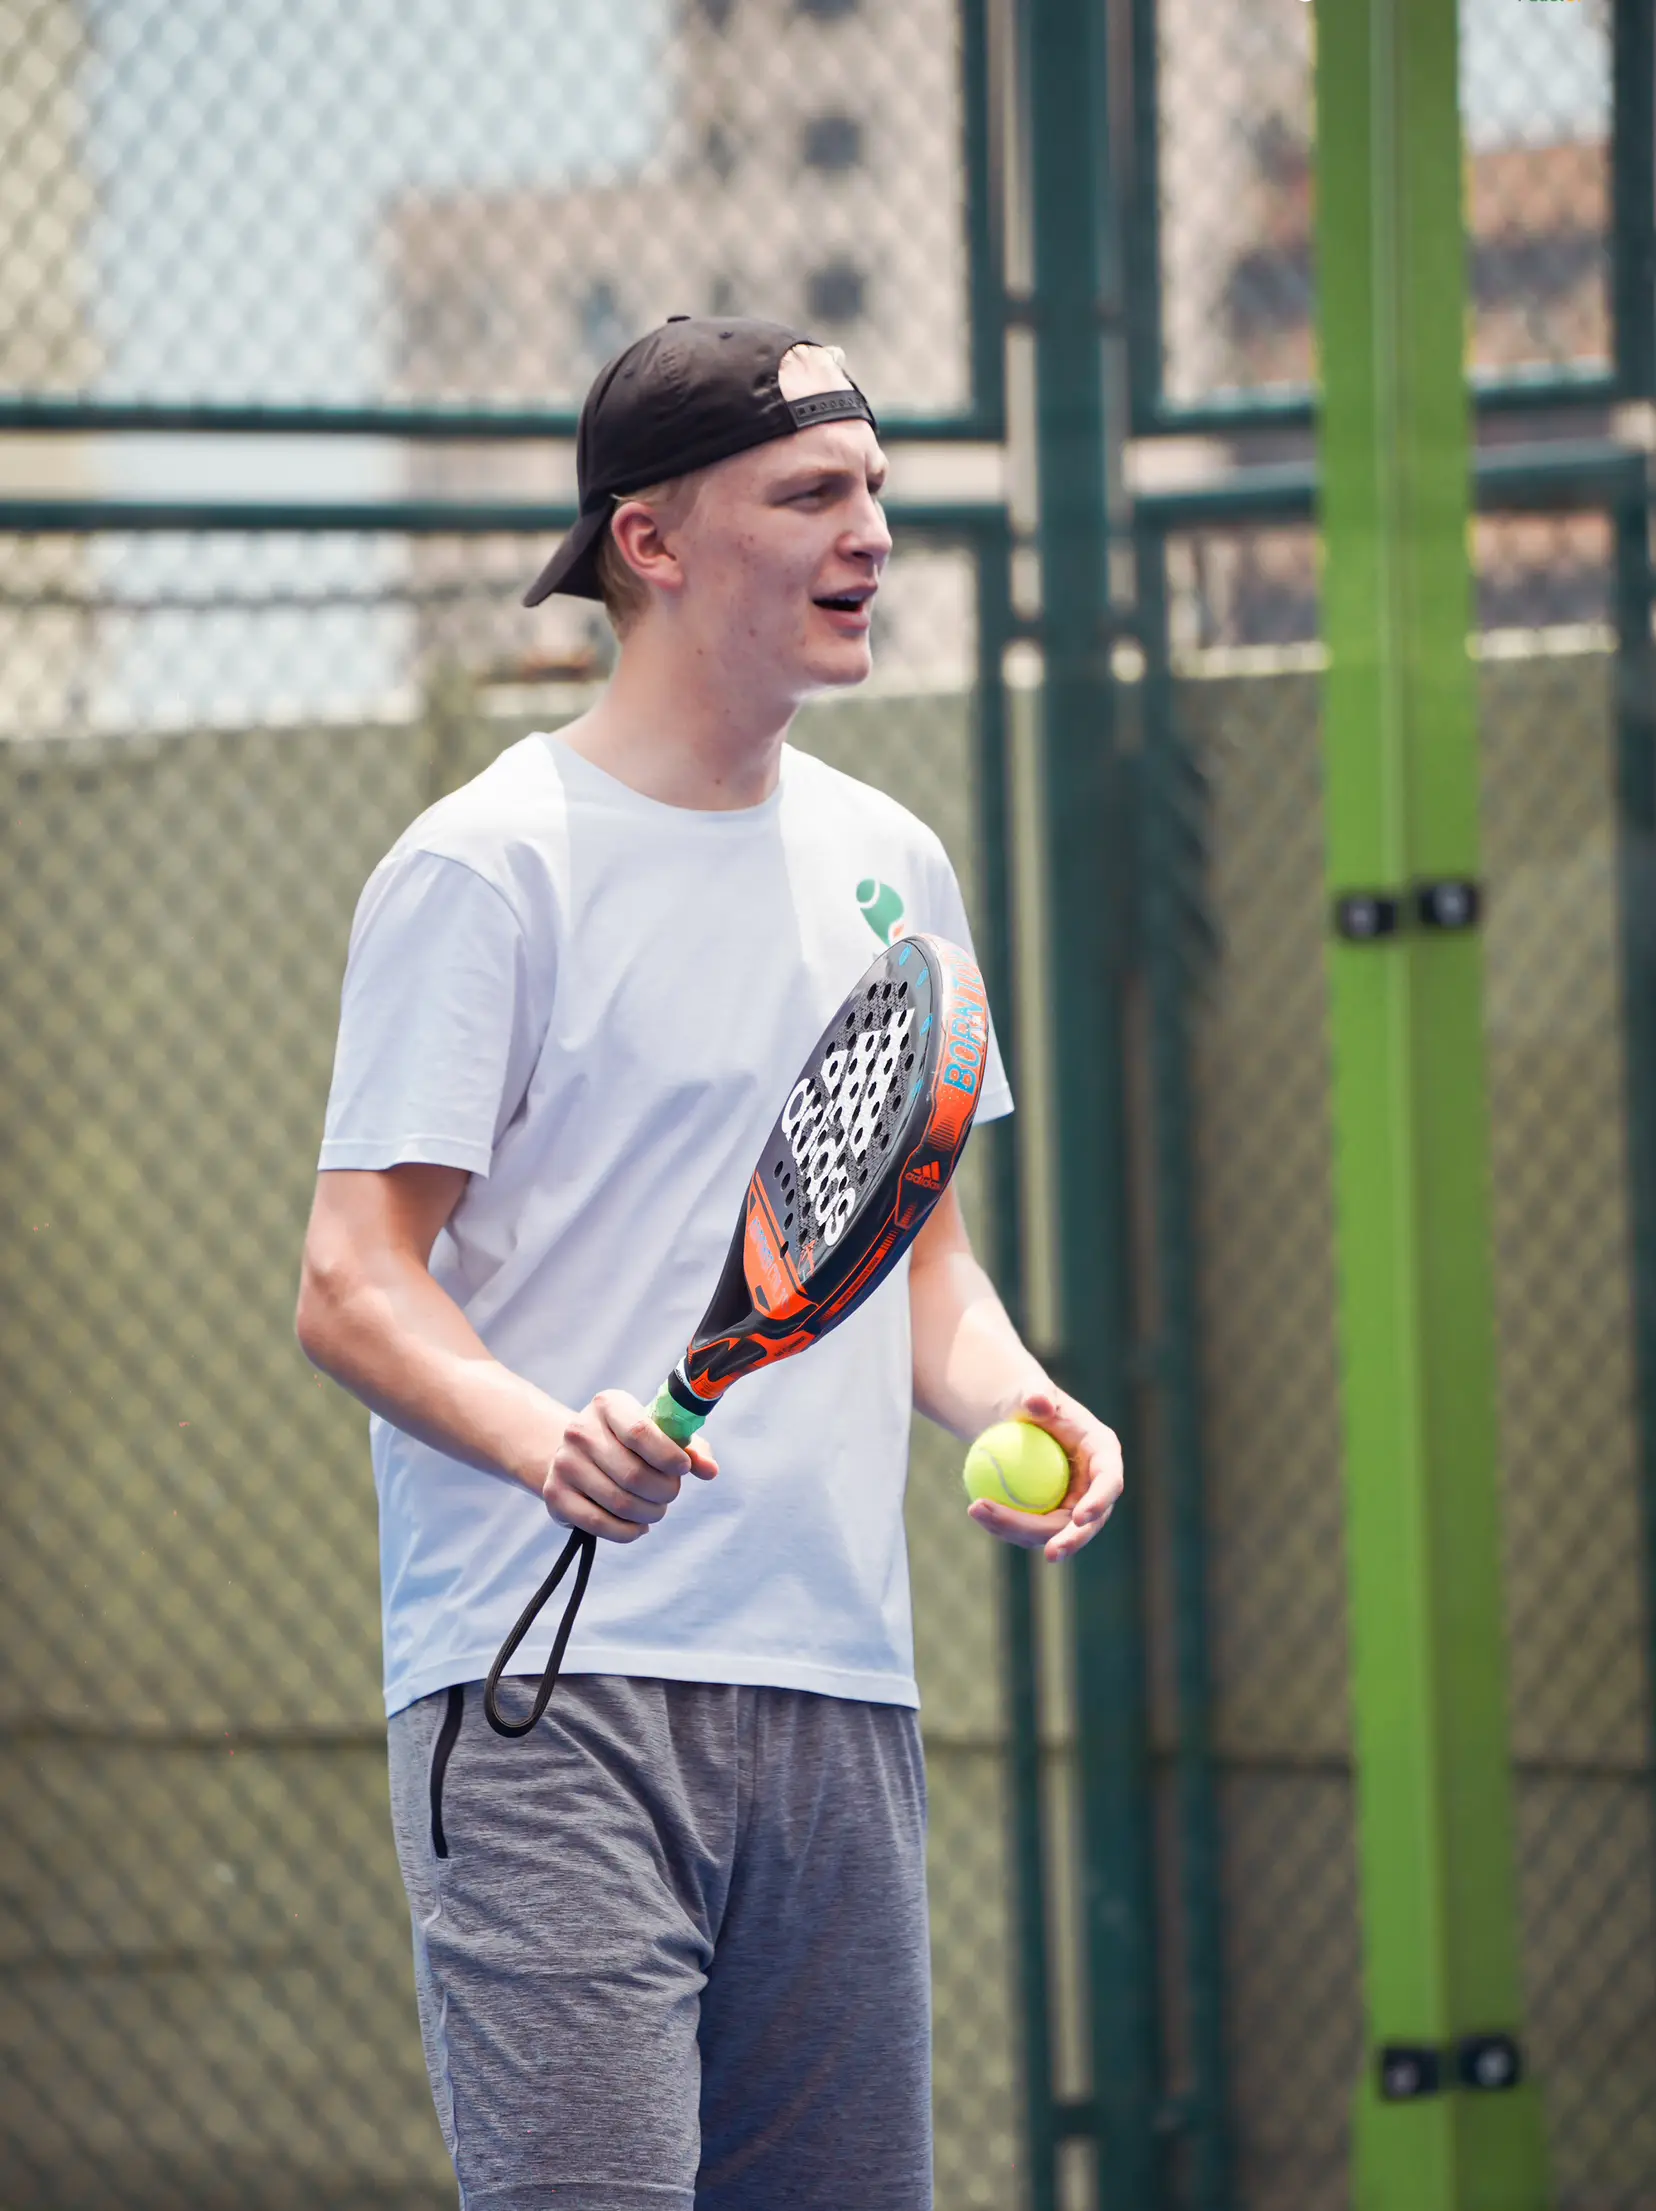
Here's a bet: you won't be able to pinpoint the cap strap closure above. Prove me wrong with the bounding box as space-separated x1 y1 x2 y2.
787 388 876 431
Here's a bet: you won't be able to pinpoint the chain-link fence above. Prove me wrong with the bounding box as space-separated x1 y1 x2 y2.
1144 0 1615 413
1 0 977 418
7 2 1656 2209
1 0 1030 2200
1479 515 1656 2210
1149 509 1656 2211
1163 558 1358 2211
0 525 1027 2210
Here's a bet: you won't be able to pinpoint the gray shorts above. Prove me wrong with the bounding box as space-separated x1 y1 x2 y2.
387 1675 932 2211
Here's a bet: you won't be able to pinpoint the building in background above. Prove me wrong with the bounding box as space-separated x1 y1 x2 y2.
1155 0 1613 653
385 0 970 690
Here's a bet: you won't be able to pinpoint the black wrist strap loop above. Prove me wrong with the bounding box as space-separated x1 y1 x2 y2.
482 1529 596 1738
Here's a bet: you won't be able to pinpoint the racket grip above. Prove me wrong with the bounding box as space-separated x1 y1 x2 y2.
649 1381 707 1446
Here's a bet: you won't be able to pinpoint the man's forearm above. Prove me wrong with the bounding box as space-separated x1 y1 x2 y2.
298 1260 568 1495
909 1246 1052 1442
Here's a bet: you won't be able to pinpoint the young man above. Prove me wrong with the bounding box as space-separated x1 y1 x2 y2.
296 316 1123 2211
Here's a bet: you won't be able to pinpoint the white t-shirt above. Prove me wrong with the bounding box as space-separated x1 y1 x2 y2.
319 732 1013 1718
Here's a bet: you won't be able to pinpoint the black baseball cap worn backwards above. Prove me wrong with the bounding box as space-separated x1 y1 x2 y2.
523 315 878 608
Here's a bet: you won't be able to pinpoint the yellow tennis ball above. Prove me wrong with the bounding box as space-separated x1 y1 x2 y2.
963 1420 1070 1514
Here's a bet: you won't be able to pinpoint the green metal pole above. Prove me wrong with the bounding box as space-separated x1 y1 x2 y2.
1124 0 1165 433
1136 519 1233 2211
1609 0 1656 1986
959 0 1008 438
1610 0 1656 401
1611 478 1656 1949
1026 1 1161 2205
1313 3 1550 2207
974 518 1060 2211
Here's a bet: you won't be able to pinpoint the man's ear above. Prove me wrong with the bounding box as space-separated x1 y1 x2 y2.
611 501 685 597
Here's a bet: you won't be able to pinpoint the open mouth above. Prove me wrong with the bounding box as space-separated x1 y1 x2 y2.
813 587 877 616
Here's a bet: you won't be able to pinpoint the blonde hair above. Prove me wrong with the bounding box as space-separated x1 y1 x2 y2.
595 474 702 634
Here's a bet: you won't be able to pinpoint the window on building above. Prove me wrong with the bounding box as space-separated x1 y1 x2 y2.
801 113 862 172
698 0 736 29
805 260 865 326
709 276 740 317
796 0 858 20
704 121 737 181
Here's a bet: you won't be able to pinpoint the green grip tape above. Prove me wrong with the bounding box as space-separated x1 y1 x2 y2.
649 1383 707 1447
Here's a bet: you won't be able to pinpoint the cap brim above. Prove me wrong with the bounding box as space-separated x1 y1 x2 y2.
522 506 609 607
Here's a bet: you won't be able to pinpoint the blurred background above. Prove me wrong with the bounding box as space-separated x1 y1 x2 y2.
0 1 1651 2207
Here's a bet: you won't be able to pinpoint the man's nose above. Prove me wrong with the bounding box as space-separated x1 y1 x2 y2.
846 493 892 564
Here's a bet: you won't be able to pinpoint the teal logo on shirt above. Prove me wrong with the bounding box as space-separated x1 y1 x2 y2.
856 878 906 945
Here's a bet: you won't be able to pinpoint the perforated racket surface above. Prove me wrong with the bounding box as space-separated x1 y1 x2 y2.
485 933 991 1736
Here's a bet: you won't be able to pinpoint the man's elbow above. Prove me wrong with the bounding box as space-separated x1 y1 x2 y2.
294 1249 352 1369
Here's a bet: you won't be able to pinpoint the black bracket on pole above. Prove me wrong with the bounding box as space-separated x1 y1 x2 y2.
1334 881 1482 941
1375 2034 1524 2102
1456 2032 1524 2092
1415 878 1481 931
1378 2045 1442 2101
1334 892 1402 941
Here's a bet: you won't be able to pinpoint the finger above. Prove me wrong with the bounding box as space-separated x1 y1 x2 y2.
1045 1513 1104 1563
966 1496 1070 1552
1048 1467 1123 1557
596 1394 694 1477
1070 1462 1124 1530
559 1446 680 1527
1018 1387 1103 1453
1017 1386 1074 1433
543 1471 654 1546
686 1438 720 1480
573 1420 686 1503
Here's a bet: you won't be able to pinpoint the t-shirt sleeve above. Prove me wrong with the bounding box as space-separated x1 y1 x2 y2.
919 840 1015 1123
318 848 546 1179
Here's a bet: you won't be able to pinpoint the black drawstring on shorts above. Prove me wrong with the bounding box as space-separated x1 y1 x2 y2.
482 1528 596 1738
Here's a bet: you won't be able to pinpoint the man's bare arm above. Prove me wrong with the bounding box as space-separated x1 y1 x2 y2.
295 1164 715 1542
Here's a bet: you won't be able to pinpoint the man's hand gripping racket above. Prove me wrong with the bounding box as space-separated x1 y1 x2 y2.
483 933 990 1737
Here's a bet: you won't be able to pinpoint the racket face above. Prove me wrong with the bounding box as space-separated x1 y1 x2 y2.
666 933 990 1415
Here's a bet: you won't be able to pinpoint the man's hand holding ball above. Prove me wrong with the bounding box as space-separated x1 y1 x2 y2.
963 1387 1124 1562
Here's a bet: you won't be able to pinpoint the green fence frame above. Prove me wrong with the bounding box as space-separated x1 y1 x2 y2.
1133 517 1233 2211
972 514 1064 2211
1614 472 1656 1951
1025 3 1163 2208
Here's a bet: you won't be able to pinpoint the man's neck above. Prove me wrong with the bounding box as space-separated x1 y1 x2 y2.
558 631 794 813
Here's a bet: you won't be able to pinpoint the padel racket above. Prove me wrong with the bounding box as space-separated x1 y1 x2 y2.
483 931 991 1737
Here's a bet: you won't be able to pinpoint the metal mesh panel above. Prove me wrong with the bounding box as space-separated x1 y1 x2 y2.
1165 512 1656 2211
1170 630 1358 2211
1150 0 1612 409
0 527 978 740
0 0 972 417
1459 0 1613 381
1477 519 1656 2211
1153 0 1316 406
0 533 1021 2210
